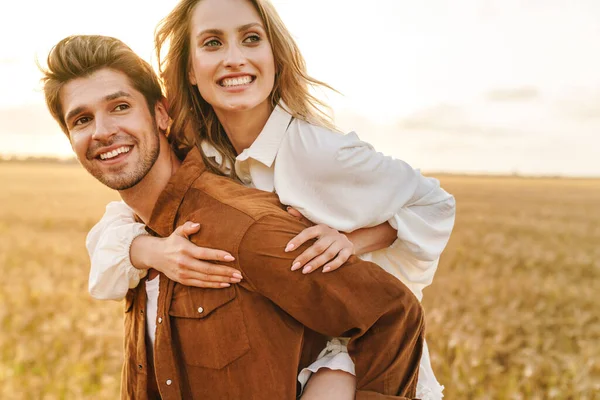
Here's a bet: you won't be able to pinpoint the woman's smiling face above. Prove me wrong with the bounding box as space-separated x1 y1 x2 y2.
188 0 276 114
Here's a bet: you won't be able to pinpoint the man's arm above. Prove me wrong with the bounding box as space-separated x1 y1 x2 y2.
236 213 425 399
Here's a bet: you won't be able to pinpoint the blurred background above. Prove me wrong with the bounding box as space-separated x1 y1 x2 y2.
0 0 598 398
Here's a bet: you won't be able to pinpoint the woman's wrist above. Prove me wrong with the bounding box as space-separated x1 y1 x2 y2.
347 222 397 255
130 234 161 271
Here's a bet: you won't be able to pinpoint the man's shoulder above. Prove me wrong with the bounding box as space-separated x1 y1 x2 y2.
183 171 287 223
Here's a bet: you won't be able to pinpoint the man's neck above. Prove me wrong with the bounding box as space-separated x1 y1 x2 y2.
119 138 181 224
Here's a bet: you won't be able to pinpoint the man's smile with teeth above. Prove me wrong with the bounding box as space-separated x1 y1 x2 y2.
99 146 131 160
219 75 255 87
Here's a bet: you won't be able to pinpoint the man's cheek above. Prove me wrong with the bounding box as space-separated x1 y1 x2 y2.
70 136 88 162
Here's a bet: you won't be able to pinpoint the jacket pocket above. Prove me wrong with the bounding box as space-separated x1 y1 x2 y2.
168 286 250 369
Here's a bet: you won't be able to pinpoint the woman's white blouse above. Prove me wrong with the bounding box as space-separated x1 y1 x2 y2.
86 104 455 399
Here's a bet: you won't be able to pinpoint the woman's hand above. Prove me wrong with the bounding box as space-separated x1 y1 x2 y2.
130 221 243 288
285 207 355 274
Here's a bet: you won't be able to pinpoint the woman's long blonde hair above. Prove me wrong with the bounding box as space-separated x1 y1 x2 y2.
155 0 337 179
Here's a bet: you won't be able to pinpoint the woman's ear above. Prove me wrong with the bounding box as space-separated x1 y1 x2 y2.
188 68 197 86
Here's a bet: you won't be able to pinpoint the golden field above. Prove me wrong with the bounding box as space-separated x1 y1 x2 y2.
0 162 599 399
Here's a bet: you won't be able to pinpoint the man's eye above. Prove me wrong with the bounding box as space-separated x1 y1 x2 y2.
243 34 261 44
204 39 221 48
114 104 130 111
74 117 91 126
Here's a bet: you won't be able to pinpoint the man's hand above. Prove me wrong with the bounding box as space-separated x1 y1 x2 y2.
284 207 354 274
131 222 243 288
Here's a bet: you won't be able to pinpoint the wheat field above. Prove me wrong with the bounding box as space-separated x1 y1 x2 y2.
0 162 598 399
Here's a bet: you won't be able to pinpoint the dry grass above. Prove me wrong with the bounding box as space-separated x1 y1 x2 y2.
1 163 598 399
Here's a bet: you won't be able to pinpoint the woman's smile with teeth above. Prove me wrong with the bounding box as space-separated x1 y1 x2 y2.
219 75 254 87
99 146 131 160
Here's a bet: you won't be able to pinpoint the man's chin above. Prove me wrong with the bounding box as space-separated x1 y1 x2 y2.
85 165 142 191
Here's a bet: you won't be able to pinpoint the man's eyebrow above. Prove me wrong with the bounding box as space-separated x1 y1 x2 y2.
105 91 132 102
64 91 132 124
196 23 264 39
65 106 85 124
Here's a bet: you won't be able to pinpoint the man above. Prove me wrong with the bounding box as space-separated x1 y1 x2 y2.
42 35 424 399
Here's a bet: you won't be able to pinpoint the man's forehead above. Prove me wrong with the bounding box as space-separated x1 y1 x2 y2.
61 69 138 116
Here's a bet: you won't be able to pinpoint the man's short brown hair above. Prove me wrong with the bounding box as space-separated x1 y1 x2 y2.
41 35 164 135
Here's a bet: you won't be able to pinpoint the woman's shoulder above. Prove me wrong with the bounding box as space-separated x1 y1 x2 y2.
282 119 372 167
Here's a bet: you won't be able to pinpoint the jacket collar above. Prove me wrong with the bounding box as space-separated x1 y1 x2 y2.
146 147 206 238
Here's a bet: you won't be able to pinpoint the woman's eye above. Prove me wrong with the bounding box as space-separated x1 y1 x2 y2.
204 39 221 48
243 34 261 44
74 117 91 126
114 104 130 111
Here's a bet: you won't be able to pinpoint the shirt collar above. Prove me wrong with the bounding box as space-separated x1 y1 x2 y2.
236 103 293 167
146 148 206 238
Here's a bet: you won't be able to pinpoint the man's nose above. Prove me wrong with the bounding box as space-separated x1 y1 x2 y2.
224 43 246 68
92 115 117 142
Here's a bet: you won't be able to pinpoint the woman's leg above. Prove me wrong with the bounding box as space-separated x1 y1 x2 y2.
301 368 356 400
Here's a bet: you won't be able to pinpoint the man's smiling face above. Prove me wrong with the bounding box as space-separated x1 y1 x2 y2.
61 68 167 190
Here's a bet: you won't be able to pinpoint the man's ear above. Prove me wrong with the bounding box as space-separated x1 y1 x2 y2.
155 98 170 131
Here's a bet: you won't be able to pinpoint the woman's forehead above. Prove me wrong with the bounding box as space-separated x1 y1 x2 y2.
190 0 263 35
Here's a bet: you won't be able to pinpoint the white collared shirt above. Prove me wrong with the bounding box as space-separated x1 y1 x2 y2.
86 103 455 399
200 104 456 300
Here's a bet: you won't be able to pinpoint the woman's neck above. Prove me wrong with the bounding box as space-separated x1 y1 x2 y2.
215 101 273 155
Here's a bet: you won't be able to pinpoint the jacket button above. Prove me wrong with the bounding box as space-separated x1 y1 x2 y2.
197 307 204 314
166 379 172 386
158 317 163 324
138 364 143 370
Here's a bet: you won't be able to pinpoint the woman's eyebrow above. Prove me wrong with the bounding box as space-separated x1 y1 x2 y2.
197 28 223 38
197 22 264 39
237 22 263 32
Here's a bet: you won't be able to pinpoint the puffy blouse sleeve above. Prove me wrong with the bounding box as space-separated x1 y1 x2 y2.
273 123 456 300
86 201 149 300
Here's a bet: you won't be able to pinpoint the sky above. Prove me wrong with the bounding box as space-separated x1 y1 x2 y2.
1 0 599 176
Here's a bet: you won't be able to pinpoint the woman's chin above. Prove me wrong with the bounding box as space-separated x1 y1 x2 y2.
216 100 259 113
213 96 272 116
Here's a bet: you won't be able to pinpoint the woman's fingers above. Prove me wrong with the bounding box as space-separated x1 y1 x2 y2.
291 235 335 272
286 206 311 224
182 280 232 289
173 221 201 239
322 247 354 273
170 258 243 286
286 206 304 219
285 225 323 253
300 241 345 274
172 222 235 262
187 244 236 262
287 223 355 274
180 257 242 280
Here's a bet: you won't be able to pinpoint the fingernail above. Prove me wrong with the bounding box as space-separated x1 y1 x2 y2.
190 222 200 228
224 255 235 261
286 206 292 211
231 278 241 283
302 265 312 274
285 243 295 252
323 267 330 273
233 272 243 279
291 262 301 271
220 283 231 287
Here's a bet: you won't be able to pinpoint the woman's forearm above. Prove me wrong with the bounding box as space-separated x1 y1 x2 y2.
346 222 397 255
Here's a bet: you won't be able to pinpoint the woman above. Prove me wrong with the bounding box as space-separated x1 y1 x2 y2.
88 0 455 398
